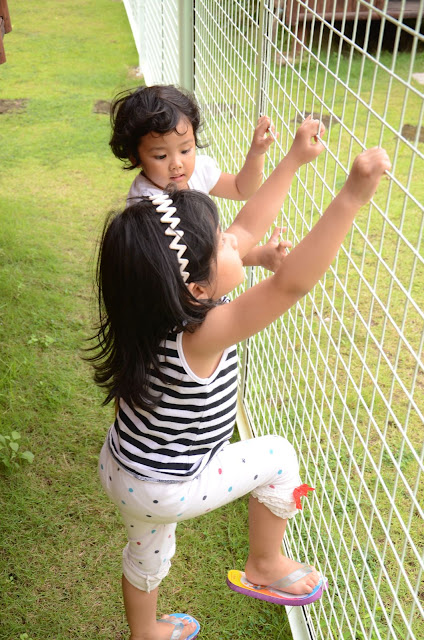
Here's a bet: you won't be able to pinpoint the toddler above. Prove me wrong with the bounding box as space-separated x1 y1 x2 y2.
109 83 290 272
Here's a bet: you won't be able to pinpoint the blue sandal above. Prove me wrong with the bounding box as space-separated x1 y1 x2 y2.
157 613 200 639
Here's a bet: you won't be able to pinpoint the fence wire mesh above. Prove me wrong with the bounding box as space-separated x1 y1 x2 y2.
123 0 179 85
125 2 423 639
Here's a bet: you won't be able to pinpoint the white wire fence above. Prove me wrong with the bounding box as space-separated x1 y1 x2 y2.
124 2 423 639
123 0 180 85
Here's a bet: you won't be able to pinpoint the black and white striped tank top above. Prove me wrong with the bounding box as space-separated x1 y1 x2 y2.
108 329 238 482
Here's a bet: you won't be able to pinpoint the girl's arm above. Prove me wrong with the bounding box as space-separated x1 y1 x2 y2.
227 117 326 259
209 116 274 201
185 147 391 369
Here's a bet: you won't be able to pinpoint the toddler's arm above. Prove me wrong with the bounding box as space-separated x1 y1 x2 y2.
241 227 292 272
209 116 275 201
210 115 297 271
228 116 326 259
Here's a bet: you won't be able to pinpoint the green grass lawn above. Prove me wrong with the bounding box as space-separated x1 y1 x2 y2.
2 2 422 639
0 2 294 639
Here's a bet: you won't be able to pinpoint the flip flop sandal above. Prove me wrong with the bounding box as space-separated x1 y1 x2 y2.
158 613 200 639
227 564 328 606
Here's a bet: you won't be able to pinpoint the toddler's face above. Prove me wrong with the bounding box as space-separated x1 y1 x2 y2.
137 118 196 191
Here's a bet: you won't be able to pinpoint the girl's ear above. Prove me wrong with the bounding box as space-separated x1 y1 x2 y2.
187 282 210 300
129 154 140 167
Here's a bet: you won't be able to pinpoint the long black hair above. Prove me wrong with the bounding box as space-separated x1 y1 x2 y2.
109 84 205 169
87 189 219 410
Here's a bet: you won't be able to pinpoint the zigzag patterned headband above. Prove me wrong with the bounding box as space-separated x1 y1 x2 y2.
148 194 190 283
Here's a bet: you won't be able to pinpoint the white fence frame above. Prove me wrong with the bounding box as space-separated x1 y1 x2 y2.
123 2 423 639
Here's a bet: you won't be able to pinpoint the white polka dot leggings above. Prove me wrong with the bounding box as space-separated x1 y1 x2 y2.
99 434 302 592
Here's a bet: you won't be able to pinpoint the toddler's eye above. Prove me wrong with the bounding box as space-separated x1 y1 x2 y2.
155 154 166 160
182 148 192 155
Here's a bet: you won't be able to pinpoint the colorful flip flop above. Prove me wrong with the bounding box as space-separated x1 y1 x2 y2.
227 565 328 606
158 613 200 639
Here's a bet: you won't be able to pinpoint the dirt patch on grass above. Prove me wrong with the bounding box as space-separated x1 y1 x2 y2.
291 112 333 128
93 100 111 115
0 99 28 114
402 124 424 144
128 66 143 79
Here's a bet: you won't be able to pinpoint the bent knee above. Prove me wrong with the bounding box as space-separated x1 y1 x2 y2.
263 434 298 461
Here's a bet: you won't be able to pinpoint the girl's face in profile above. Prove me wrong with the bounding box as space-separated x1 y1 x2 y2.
136 118 196 191
205 229 245 301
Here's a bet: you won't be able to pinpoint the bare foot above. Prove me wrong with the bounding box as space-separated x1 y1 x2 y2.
130 615 197 640
244 555 320 595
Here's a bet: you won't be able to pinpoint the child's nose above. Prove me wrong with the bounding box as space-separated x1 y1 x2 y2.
170 155 183 169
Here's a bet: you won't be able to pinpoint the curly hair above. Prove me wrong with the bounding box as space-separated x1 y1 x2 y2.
109 84 205 169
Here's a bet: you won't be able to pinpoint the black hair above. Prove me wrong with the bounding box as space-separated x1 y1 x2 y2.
109 84 205 169
87 189 220 410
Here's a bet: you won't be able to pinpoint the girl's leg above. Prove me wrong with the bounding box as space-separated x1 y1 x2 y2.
245 496 319 594
175 435 321 595
99 443 197 639
122 576 197 640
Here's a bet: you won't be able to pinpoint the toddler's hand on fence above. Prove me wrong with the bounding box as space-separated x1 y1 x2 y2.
249 115 277 155
343 147 391 207
289 115 326 166
257 226 292 272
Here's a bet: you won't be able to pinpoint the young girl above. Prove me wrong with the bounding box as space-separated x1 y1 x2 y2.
91 117 390 640
109 83 290 272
